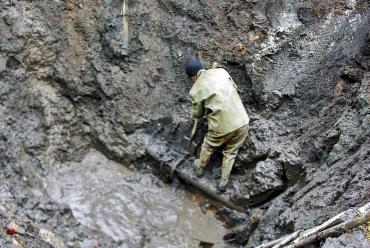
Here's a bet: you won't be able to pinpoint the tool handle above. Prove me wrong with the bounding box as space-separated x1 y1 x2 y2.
190 119 199 140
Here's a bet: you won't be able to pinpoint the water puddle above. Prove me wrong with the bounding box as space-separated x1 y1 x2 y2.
46 149 226 247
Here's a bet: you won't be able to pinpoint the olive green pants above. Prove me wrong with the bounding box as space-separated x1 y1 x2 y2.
195 125 249 187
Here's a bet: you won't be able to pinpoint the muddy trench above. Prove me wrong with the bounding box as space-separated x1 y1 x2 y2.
1 0 370 248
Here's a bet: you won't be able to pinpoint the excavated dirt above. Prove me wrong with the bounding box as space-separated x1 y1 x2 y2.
1 0 370 247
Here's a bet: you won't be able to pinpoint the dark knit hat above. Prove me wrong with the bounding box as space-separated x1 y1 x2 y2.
185 59 204 77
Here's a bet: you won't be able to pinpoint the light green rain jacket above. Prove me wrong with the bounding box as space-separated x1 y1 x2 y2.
189 68 249 134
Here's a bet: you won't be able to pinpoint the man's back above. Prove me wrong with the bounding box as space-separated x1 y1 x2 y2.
189 68 249 134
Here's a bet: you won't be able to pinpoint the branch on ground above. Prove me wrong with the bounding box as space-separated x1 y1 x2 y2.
254 202 370 248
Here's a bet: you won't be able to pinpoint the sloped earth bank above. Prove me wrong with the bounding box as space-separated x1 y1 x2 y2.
0 0 370 247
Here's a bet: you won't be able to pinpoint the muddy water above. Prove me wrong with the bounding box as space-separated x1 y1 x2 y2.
46 150 226 247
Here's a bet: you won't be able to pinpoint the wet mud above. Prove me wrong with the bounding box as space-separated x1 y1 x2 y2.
47 150 226 247
1 0 370 247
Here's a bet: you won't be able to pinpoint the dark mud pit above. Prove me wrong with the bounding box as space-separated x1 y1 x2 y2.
1 0 370 248
46 149 227 247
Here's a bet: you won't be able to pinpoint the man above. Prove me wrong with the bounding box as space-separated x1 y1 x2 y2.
185 58 249 192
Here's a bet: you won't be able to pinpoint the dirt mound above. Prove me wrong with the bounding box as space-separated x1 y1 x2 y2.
1 0 369 247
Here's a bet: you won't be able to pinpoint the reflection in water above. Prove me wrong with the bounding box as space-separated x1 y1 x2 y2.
47 150 226 247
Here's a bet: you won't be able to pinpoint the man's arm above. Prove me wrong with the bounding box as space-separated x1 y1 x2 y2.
192 100 205 118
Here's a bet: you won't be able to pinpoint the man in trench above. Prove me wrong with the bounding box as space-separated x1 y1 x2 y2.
185 59 249 192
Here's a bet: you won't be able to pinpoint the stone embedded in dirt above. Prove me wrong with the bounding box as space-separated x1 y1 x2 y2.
231 158 285 206
322 229 370 248
277 146 303 183
224 208 264 245
1 0 370 247
39 229 65 248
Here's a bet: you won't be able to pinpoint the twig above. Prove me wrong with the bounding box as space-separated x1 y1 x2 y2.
272 231 301 248
157 0 174 15
289 210 347 246
255 231 301 248
288 212 370 248
120 0 126 16
255 202 370 248
120 0 129 54
357 202 370 215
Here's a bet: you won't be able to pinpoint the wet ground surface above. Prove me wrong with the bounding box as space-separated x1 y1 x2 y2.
1 1 369 247
46 149 227 248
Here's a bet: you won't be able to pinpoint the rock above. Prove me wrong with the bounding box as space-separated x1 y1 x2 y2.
224 208 264 244
232 159 285 206
236 117 278 166
39 229 65 248
297 7 317 26
101 18 129 58
277 146 303 183
1 1 370 247
322 228 370 248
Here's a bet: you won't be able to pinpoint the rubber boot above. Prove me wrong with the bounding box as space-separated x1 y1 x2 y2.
194 149 213 178
218 157 234 192
194 165 204 178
